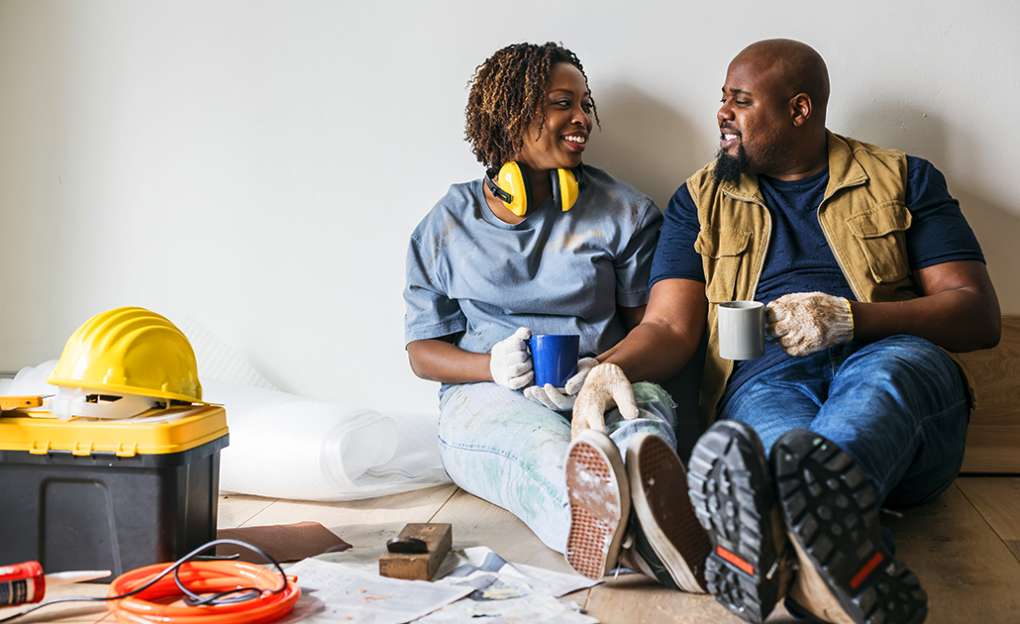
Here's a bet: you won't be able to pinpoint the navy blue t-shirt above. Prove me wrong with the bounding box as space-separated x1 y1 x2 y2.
650 156 985 406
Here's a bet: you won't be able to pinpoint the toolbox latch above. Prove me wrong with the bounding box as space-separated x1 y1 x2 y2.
115 443 139 458
71 441 95 457
28 440 51 455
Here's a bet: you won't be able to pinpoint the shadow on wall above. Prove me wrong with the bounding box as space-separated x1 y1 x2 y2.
844 101 1020 314
584 83 707 208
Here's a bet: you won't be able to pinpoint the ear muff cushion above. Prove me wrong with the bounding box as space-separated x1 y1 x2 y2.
495 162 529 217
555 168 580 212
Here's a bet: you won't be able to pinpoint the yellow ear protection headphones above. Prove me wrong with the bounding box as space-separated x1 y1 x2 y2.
484 162 582 217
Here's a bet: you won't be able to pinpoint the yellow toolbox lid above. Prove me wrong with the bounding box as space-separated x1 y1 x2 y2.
0 405 228 457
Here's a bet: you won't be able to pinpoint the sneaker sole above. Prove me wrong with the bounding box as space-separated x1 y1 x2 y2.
773 430 927 624
687 421 787 623
565 431 630 580
628 434 711 593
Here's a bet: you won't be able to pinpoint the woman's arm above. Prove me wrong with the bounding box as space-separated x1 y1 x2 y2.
407 338 493 384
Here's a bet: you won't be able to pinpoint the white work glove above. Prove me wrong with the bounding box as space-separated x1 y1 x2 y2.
570 362 639 438
766 291 854 357
523 357 599 411
489 327 534 390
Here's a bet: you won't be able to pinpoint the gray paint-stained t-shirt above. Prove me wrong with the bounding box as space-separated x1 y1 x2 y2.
404 165 662 359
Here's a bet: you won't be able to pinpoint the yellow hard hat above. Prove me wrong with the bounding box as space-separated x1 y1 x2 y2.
48 306 203 404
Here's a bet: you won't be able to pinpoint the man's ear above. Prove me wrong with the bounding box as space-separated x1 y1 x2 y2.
790 93 813 127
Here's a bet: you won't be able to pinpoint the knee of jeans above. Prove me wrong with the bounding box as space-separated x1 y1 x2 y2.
610 420 678 457
438 433 567 501
631 382 678 424
866 334 946 362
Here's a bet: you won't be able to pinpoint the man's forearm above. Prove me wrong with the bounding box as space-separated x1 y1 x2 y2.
852 286 1000 352
599 320 700 382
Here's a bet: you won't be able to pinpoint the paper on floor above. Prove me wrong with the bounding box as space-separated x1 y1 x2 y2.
424 547 599 622
417 594 597 623
282 557 472 624
436 546 598 598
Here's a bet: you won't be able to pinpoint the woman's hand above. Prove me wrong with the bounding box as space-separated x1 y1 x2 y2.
489 327 534 389
523 357 598 411
570 363 639 438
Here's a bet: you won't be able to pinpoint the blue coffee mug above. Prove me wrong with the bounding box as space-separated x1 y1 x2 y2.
529 334 580 387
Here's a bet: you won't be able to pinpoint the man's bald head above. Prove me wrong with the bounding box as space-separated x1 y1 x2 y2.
733 39 830 119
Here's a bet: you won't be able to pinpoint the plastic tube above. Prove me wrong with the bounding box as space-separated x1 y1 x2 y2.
107 561 300 624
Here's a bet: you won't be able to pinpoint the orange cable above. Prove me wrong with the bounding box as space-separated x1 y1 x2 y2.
107 561 300 624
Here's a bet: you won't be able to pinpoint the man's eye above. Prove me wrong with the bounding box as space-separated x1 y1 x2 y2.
736 100 750 106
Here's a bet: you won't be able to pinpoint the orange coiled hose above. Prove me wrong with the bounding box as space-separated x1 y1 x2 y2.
107 561 301 624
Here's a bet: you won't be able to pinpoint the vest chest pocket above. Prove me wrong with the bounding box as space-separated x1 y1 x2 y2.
694 228 750 303
845 201 913 284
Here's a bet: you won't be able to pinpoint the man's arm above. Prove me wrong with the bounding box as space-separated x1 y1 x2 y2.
852 260 1000 352
598 278 708 381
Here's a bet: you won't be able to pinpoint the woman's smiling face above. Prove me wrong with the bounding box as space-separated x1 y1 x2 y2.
516 63 593 171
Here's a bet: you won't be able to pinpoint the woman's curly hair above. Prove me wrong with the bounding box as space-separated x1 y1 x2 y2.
465 42 599 173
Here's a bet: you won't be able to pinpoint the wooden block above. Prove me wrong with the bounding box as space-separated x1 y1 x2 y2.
378 523 452 581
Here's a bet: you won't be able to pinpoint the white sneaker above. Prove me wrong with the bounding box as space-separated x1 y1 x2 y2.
564 429 630 580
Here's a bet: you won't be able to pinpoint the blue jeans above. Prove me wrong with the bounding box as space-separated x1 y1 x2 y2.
438 382 679 552
720 335 969 507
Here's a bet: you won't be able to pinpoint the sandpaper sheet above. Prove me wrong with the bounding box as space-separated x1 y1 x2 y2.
216 521 351 563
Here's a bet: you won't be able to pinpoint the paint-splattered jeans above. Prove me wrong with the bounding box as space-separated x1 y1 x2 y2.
438 381 679 552
720 335 970 507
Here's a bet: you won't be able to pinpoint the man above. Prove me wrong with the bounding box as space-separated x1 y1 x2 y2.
573 39 999 623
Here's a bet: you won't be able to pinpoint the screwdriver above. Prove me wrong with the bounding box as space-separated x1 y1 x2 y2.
0 561 110 606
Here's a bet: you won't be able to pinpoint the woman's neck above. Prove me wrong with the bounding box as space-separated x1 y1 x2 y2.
483 163 552 225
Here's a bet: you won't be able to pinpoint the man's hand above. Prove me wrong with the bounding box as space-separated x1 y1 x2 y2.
489 327 534 389
570 363 639 438
523 357 598 411
767 291 854 356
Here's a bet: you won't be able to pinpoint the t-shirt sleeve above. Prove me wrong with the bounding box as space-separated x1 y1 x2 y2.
904 156 985 269
650 183 705 286
403 235 466 345
614 199 662 307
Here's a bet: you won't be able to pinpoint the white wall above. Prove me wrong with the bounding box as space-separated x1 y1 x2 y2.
1 0 1017 411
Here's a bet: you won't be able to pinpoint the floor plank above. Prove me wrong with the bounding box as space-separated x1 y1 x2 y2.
886 482 1020 624
0 580 109 624
238 484 458 559
956 477 1020 561
428 489 574 573
586 575 799 624
217 493 277 529
427 488 594 610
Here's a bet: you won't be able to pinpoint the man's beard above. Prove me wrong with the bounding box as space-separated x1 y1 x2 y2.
714 146 748 184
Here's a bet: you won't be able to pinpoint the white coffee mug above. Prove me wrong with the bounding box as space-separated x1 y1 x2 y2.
718 301 765 360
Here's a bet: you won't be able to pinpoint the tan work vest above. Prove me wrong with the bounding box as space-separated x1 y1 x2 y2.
686 132 971 424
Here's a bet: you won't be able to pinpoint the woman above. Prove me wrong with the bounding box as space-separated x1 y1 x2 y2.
403 42 707 589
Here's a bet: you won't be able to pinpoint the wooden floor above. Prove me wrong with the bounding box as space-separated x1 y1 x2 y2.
4 478 1018 623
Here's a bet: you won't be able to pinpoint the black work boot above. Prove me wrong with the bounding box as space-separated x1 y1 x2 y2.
773 429 927 624
687 421 793 623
